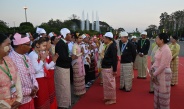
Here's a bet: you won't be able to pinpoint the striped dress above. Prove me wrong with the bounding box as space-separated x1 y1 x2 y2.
169 43 180 85
72 43 86 96
151 44 172 109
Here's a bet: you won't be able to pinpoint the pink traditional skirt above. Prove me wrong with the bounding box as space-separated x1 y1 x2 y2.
101 68 116 100
73 63 86 96
154 68 172 109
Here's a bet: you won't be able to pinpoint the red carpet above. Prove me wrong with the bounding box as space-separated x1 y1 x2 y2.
73 57 184 109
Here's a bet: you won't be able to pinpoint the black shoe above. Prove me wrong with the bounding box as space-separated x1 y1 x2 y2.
171 84 175 86
125 90 131 92
137 76 147 79
119 87 125 90
85 84 90 88
149 91 154 93
137 76 142 79
87 82 92 86
142 77 147 79
119 88 124 90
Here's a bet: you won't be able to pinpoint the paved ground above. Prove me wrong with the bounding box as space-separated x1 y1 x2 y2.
70 40 184 109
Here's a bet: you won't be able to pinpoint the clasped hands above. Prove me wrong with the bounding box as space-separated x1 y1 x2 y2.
150 68 159 85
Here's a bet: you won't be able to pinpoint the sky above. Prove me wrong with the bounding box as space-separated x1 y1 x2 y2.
0 0 184 32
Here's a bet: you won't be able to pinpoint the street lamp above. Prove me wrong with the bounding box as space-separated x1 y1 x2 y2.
13 21 15 33
23 6 28 22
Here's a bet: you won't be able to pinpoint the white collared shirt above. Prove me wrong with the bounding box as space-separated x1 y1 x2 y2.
121 40 128 52
68 42 74 56
61 38 67 43
123 40 128 45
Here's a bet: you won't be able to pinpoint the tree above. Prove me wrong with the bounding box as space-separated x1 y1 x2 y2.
97 21 111 33
19 22 34 33
5 14 113 36
118 28 125 32
38 19 63 35
115 28 125 38
38 18 82 34
70 19 80 30
145 24 158 38
20 22 34 28
8 27 19 34
47 19 63 28
173 10 184 36
0 20 8 33
63 20 76 32
159 12 170 33
69 14 80 20
159 10 184 37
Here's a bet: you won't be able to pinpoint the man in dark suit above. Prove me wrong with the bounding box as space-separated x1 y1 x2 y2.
137 31 150 79
119 31 136 92
54 28 77 109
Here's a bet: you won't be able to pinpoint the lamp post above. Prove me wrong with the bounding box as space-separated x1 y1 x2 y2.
23 6 28 22
13 21 15 33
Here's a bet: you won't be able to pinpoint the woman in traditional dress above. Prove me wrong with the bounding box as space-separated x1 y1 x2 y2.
101 32 117 105
151 33 172 109
44 37 59 108
72 34 86 96
93 36 100 74
0 33 22 109
29 37 50 109
169 35 180 86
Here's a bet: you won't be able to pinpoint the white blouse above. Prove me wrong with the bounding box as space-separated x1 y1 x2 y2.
29 51 44 78
44 56 55 70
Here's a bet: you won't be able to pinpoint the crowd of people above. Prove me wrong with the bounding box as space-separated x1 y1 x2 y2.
0 27 180 109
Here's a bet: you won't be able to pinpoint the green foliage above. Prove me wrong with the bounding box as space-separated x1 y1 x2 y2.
63 20 75 30
145 24 158 38
39 19 63 35
20 22 34 28
159 10 184 37
19 22 34 33
99 21 111 33
0 14 113 36
0 20 8 33
71 19 81 29
8 27 19 33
